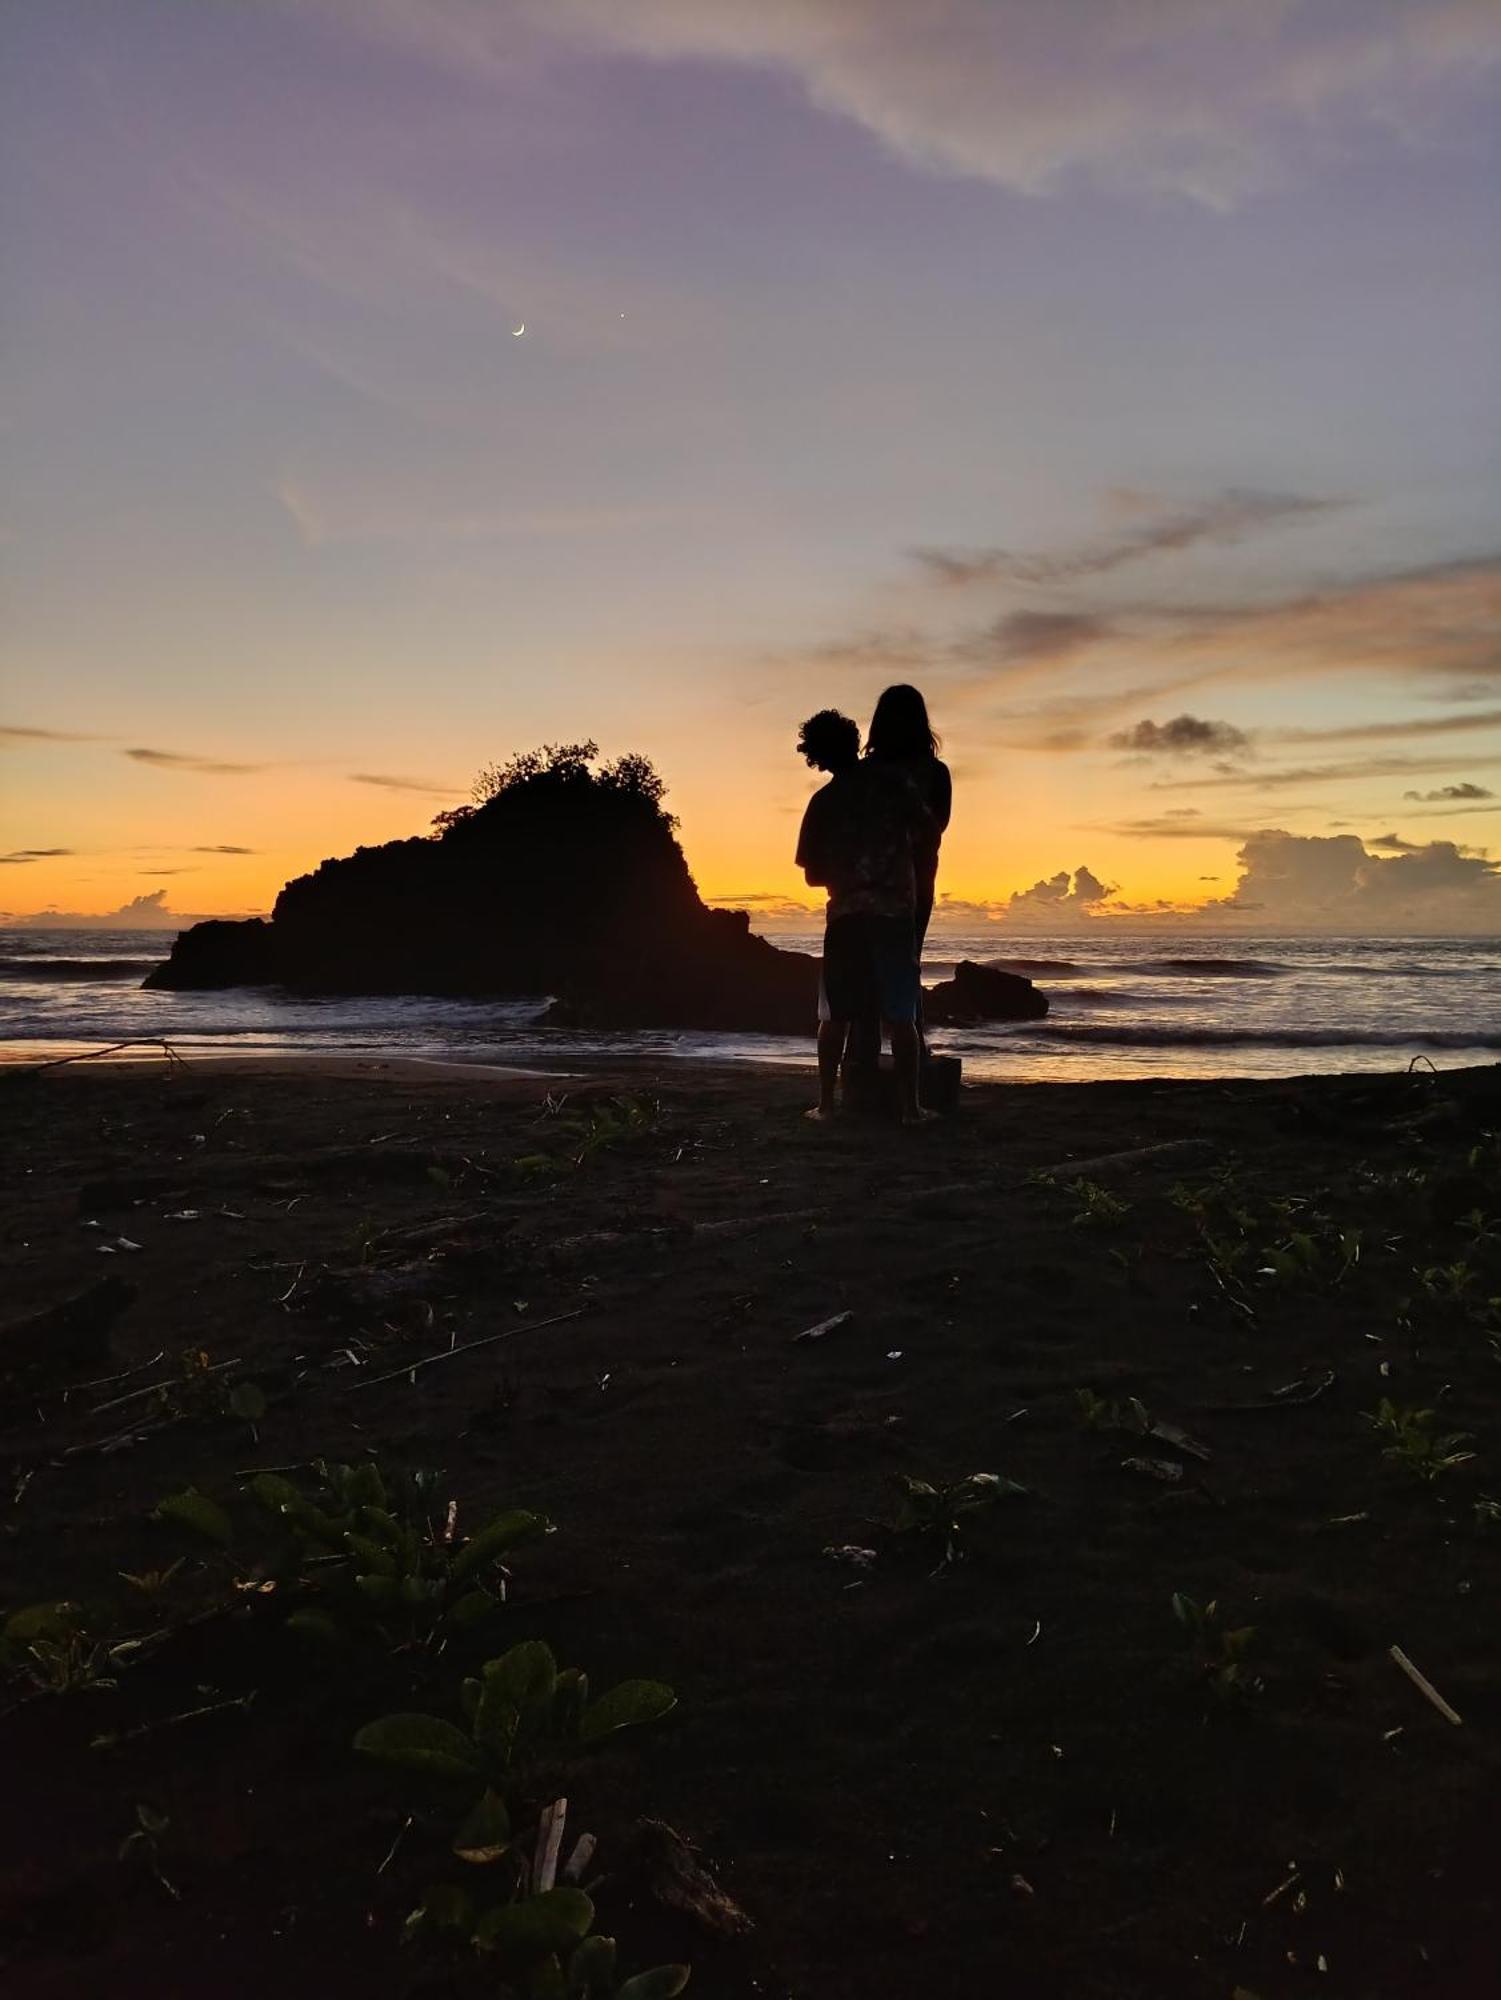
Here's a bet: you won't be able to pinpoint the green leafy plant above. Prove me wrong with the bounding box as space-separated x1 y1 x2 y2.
154 1457 553 1652
1029 1170 1131 1228
1364 1398 1477 1482
1075 1388 1151 1435
144 1347 267 1428
890 1470 1027 1571
1171 1593 1261 1704
355 1641 683 1995
1 1600 126 1695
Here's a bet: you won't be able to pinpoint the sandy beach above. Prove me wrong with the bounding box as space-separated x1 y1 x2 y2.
2 1053 1499 1996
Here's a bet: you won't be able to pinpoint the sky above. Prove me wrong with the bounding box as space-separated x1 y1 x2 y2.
3 0 1500 933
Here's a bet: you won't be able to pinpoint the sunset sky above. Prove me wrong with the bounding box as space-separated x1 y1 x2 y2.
3 1 1500 931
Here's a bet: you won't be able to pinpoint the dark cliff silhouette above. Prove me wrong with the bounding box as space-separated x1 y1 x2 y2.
144 744 1047 1032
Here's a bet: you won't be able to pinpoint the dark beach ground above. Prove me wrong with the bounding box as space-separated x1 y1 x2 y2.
2 1054 1499 1999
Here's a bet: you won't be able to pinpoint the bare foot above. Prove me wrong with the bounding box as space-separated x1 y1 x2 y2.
805 1103 838 1123
899 1106 940 1127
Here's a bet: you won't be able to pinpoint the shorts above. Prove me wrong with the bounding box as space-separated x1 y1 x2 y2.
818 913 920 1025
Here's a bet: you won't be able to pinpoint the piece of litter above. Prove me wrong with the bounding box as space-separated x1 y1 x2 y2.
1009 1873 1035 1900
1121 1455 1182 1482
823 1544 877 1571
1326 1511 1369 1526
793 1309 853 1345
1316 1954 1329 1974
165 1210 201 1222
1025 1619 1042 1646
1382 1726 1405 1743
886 1350 904 1362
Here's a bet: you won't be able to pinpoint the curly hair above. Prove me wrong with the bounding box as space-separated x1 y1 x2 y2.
797 709 861 772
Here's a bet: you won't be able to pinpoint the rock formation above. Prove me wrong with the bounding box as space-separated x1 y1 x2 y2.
145 746 1046 1033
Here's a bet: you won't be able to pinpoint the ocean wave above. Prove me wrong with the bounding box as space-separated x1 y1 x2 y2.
0 957 158 982
987 958 1079 975
1009 1023 1501 1051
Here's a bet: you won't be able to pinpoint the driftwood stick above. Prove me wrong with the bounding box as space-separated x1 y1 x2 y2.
1389 1644 1463 1725
346 1307 586 1392
90 1357 241 1419
534 1797 567 1895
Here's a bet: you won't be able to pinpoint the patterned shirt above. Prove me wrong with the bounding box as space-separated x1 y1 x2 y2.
795 764 933 921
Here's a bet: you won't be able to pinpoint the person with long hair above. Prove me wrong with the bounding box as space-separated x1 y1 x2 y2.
865 684 951 949
852 685 951 1066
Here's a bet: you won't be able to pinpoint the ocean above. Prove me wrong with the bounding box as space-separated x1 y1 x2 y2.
2 928 1498 1083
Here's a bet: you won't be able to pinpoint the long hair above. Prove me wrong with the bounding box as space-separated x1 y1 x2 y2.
867 683 939 760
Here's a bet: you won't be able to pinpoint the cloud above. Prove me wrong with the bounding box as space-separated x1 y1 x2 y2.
191 844 260 854
1151 753 1501 793
1106 817 1267 841
1203 829 1501 931
1402 782 1494 801
1 847 76 864
140 868 197 877
804 551 1501 715
1110 715 1251 757
125 747 269 775
9 890 263 930
1367 832 1421 852
1 724 105 744
705 891 821 923
349 771 465 795
973 611 1114 667
501 0 1501 207
1274 708 1501 746
912 490 1348 588
1004 864 1117 927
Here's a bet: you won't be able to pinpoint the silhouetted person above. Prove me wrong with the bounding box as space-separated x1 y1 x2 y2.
849 684 952 1069
795 708 935 1124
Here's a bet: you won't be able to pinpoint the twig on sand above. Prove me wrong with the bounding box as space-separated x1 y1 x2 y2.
376 1815 414 1877
89 1358 241 1419
18 1039 189 1074
66 1349 167 1397
1389 1645 1463 1725
1206 1369 1336 1414
59 1417 175 1460
793 1310 853 1345
346 1307 585 1392
92 1690 256 1749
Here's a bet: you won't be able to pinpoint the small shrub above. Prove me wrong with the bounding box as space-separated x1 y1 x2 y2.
890 1470 1027 1571
1364 1399 1476 1482
355 1640 683 1995
1171 1593 1261 1704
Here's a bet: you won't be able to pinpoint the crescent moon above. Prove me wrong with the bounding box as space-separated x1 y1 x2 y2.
512 322 525 337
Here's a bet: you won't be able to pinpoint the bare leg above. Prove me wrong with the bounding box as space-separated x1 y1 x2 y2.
807 1020 847 1121
889 1020 937 1125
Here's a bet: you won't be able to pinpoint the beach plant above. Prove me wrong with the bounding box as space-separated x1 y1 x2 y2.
1171 1593 1262 1704
1075 1388 1152 1435
355 1640 684 1994
153 1458 552 1652
890 1470 1028 1571
511 1094 662 1183
1363 1398 1476 1482
0 1600 130 1696
1026 1170 1132 1228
